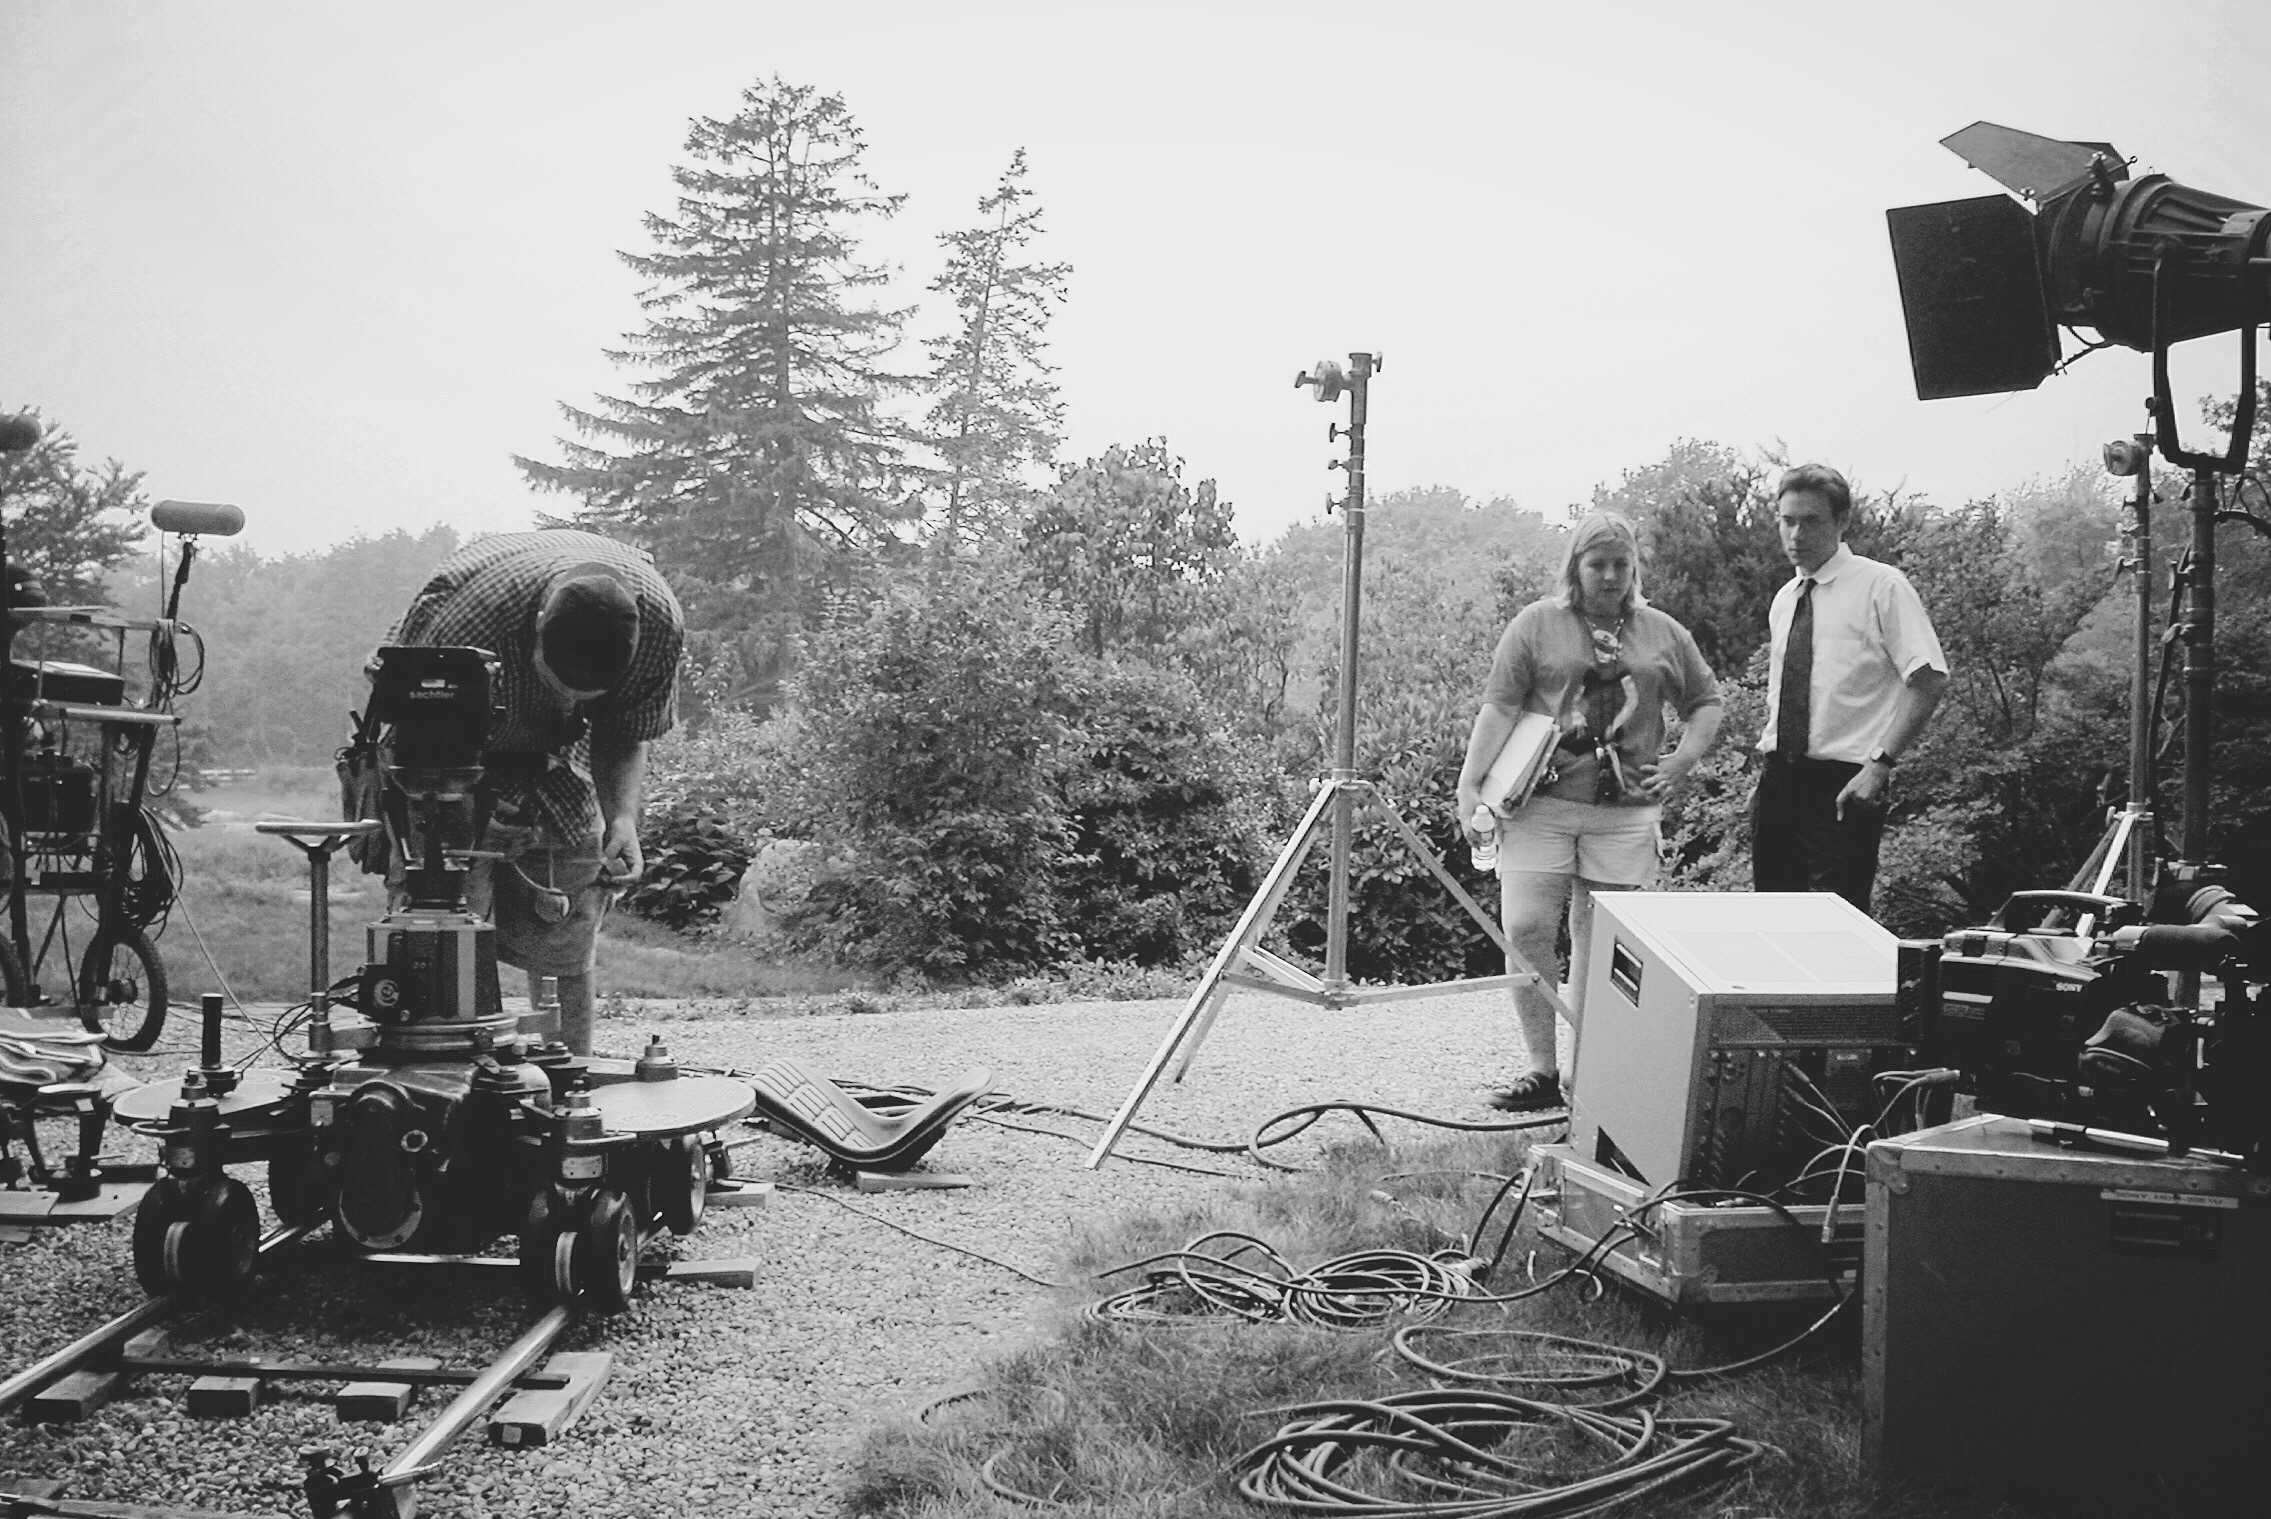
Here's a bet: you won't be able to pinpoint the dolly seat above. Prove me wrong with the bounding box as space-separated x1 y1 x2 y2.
0 1011 109 1090
744 1057 993 1172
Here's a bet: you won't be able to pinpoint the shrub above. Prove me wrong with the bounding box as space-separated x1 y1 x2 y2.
794 558 1083 976
1056 658 1272 965
1284 560 1505 982
622 798 754 929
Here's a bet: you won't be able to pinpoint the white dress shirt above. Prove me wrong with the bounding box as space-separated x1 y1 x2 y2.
1758 544 1947 764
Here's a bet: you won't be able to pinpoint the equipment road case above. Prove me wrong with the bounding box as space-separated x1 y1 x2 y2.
1863 1115 2271 1517
1529 1142 1863 1305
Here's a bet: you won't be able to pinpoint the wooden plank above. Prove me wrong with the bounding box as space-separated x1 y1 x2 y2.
336 1355 442 1423
44 1181 152 1222
706 1180 773 1209
658 1257 756 1288
486 1351 610 1449
855 1171 971 1192
187 1357 265 1418
23 1369 125 1423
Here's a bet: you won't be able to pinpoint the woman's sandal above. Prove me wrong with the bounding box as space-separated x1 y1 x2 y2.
1484 1071 1565 1112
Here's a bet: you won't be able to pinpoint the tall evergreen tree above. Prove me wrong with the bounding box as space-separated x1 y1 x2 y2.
0 410 148 612
921 149 1070 557
514 78 914 711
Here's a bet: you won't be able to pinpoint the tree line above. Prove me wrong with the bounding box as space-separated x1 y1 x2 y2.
14 68 2271 986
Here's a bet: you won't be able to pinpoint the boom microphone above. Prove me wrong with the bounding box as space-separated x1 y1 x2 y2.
150 499 246 537
0 414 40 453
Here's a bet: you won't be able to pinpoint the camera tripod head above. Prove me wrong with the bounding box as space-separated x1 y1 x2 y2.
365 645 500 911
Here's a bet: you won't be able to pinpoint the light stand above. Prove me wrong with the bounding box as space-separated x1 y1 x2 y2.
1084 354 1574 1168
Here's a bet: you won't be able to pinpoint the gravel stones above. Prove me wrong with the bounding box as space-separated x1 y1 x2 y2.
0 984 1518 1516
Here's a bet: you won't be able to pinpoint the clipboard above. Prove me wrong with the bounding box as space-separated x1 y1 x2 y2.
1477 711 1559 813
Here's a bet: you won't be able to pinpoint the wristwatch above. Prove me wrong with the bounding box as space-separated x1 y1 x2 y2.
1867 746 1899 768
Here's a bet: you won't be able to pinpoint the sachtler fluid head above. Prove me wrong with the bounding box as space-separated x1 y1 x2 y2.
365 645 499 911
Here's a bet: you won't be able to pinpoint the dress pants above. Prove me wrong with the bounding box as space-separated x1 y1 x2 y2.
1749 753 1885 915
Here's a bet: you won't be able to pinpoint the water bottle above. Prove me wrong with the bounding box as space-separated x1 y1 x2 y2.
1469 804 1500 871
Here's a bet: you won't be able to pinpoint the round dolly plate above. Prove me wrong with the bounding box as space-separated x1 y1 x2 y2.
112 1068 298 1124
584 1074 756 1138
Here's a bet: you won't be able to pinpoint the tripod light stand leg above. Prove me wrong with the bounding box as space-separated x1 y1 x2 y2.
1363 786 1508 948
1085 782 1339 1169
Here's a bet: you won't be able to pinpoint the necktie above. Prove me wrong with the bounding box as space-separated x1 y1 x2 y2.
1776 579 1815 760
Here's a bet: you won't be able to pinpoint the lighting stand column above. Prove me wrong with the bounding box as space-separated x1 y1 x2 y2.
2179 466 2216 867
1322 354 1372 985
1084 354 1575 1168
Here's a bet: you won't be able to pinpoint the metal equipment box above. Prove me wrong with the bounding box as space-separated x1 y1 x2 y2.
1864 1115 2271 1516
1571 892 1905 1189
1529 1141 1861 1305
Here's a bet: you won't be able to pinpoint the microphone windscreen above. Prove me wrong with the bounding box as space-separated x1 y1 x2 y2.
151 500 246 537
0 415 40 453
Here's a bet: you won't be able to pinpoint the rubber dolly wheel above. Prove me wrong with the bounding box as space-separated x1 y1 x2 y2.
574 1189 640 1315
132 1176 258 1298
518 1189 579 1309
658 1134 708 1238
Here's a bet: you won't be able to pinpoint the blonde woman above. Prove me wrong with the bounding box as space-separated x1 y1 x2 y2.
1454 511 1723 1110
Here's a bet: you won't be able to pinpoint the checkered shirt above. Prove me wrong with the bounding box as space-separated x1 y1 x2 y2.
384 530 684 843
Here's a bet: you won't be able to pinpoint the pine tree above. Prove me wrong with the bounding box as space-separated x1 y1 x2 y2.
921 149 1070 558
0 411 148 612
514 78 914 710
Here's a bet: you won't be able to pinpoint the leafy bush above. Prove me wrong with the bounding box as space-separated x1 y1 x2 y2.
1284 559 1506 982
623 798 754 929
1056 657 1272 965
793 558 1083 976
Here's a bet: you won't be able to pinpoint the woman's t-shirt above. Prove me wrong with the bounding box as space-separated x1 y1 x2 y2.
1481 599 1723 806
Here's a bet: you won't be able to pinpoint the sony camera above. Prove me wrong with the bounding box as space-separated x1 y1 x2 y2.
1901 879 2271 1170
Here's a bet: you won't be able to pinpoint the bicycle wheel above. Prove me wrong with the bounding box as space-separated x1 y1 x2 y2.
77 926 167 1052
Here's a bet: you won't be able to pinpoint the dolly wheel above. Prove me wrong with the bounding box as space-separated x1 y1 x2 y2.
131 1179 194 1296
518 1192 578 1308
659 1134 708 1238
132 1177 258 1298
575 1190 639 1315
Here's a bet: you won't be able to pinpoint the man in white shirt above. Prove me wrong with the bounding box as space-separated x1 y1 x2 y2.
1752 464 1949 914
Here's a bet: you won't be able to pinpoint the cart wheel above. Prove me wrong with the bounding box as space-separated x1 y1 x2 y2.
77 927 167 1053
519 1191 578 1308
574 1189 640 1315
658 1134 708 1238
132 1176 257 1298
131 1178 193 1296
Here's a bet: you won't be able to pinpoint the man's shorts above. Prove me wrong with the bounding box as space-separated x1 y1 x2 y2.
388 822 614 980
1496 796 1662 886
465 831 614 979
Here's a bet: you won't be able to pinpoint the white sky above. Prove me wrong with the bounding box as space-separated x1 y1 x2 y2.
5 1 2269 558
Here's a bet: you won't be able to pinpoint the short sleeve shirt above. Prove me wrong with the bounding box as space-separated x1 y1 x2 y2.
1483 600 1722 806
386 530 685 842
1758 545 1947 764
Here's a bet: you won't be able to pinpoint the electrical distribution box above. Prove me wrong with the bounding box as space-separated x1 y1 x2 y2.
1864 1116 2271 1516
1571 892 1905 1189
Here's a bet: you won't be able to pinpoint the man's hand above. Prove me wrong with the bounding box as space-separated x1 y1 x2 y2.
599 816 643 888
1836 761 1891 821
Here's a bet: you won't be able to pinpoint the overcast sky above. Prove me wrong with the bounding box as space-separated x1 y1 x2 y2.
5 1 2269 559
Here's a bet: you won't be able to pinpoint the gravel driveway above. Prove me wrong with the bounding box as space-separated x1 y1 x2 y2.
0 984 1519 1517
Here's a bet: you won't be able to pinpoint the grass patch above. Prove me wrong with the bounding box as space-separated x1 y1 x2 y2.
843 1132 2037 1519
146 803 1209 1016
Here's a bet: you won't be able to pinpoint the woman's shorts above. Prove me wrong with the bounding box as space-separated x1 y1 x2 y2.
1495 796 1662 886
